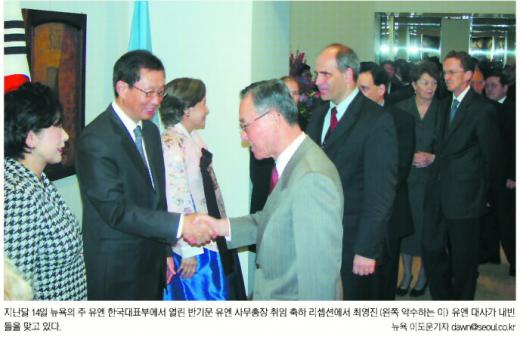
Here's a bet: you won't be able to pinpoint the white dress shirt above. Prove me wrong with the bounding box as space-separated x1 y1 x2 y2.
320 88 359 143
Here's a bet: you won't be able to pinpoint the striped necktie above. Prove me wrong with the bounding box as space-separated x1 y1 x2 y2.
449 99 459 123
133 125 154 188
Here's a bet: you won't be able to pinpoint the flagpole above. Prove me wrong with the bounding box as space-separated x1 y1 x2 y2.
128 0 162 128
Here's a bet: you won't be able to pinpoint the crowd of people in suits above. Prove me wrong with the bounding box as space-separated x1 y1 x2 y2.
4 43 515 301
251 46 516 300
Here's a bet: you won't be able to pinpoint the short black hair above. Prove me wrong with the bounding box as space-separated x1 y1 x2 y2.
360 62 389 86
4 82 64 159
112 49 165 97
445 50 475 72
240 79 299 125
380 60 395 68
485 70 508 86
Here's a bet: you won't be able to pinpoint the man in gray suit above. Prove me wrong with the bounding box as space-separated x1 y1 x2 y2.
200 79 343 300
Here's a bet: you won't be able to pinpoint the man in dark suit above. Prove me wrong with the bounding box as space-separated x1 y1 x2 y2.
307 44 398 300
484 71 516 276
422 51 499 300
357 62 415 299
76 50 214 300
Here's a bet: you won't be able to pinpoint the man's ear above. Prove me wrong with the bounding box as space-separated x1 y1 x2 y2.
115 80 128 98
344 67 355 83
379 84 387 97
463 70 473 84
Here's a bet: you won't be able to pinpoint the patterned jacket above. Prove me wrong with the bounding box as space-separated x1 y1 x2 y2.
4 158 87 300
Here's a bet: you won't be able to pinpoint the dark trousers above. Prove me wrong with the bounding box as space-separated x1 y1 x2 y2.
422 217 480 300
341 252 382 300
375 238 402 300
495 186 516 268
479 205 501 263
479 185 516 267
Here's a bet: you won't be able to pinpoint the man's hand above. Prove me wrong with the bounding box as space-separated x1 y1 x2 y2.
352 254 376 276
182 213 216 246
413 152 435 168
195 214 230 237
166 256 176 284
506 179 516 190
178 257 197 279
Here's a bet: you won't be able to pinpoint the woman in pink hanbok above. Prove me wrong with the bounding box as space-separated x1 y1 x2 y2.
159 78 245 300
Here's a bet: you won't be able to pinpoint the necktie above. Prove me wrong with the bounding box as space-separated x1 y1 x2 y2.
323 107 338 143
269 166 279 193
449 99 459 123
330 107 338 131
133 125 154 187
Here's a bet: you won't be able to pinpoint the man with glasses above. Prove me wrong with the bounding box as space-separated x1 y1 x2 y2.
422 51 499 300
306 44 398 300
76 50 215 300
201 79 344 300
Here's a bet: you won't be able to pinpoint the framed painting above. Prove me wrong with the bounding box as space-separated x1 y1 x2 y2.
22 8 86 180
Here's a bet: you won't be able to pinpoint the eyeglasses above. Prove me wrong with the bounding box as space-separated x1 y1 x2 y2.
442 70 464 76
239 110 272 132
132 85 166 98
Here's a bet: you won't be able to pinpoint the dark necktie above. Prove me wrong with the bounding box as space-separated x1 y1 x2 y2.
269 166 279 193
133 125 154 187
330 107 338 130
449 99 459 123
324 107 338 143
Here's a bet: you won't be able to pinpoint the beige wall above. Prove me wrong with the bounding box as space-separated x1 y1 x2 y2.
17 0 290 296
291 1 515 68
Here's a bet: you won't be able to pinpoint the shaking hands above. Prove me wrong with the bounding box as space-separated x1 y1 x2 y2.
181 213 230 246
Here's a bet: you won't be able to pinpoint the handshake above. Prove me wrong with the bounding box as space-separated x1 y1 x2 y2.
181 214 230 246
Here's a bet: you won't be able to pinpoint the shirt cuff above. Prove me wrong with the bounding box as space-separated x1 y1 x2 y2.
225 218 231 241
177 214 184 239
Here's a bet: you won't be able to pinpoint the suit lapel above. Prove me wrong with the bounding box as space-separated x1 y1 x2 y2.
278 137 310 190
108 108 156 191
142 122 161 192
443 89 474 143
256 137 310 248
322 92 364 150
307 104 328 145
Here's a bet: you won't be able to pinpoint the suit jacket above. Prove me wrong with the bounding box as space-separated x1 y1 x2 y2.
427 89 500 219
306 92 398 262
503 98 515 182
76 105 180 300
495 98 516 184
386 84 414 106
228 137 343 300
384 104 415 244
249 152 274 213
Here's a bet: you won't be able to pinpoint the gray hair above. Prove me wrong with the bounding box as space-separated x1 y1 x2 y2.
240 79 298 125
325 43 360 78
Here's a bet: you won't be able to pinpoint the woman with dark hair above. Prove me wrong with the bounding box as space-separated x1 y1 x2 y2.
395 61 441 297
4 82 87 300
160 78 245 300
